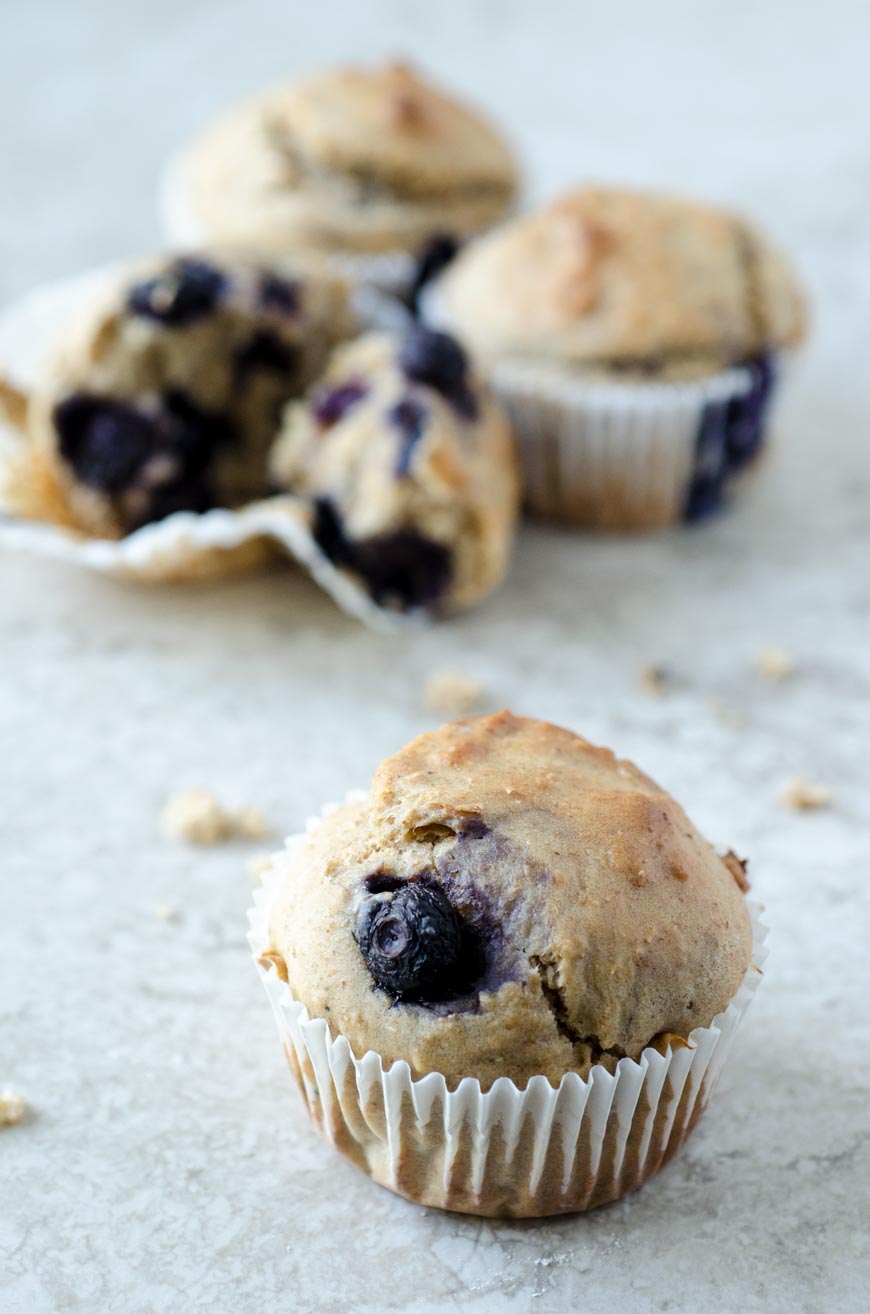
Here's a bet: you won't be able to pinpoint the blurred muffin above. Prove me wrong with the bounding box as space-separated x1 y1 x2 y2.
270 326 519 614
253 712 762 1216
11 253 352 539
167 61 518 289
424 187 806 528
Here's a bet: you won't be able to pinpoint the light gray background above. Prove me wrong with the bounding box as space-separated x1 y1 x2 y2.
2 2 869 1312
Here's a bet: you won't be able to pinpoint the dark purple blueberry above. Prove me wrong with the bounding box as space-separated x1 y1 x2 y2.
311 497 352 564
352 530 452 611
54 395 158 491
128 258 226 327
126 475 216 530
356 882 462 1001
258 273 301 316
311 380 368 428
234 331 298 378
159 390 233 473
409 233 460 316
398 327 478 421
724 352 776 473
390 396 427 477
683 398 730 522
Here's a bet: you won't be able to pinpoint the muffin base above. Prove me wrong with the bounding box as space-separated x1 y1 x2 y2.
249 806 767 1218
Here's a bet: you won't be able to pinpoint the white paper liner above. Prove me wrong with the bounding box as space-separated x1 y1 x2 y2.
248 796 767 1217
420 284 772 530
159 149 416 297
0 267 413 630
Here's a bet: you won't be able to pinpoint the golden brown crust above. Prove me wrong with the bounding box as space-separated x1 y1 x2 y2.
435 187 807 371
269 712 752 1089
181 62 518 256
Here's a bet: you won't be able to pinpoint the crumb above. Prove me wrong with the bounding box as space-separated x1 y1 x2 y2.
233 806 271 841
162 788 235 845
639 664 672 697
424 671 484 716
780 777 832 812
721 850 751 891
757 647 797 681
0 1090 26 1126
155 904 178 922
162 788 271 845
246 852 274 882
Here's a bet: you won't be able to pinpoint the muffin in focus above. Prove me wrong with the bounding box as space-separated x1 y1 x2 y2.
168 61 518 290
253 712 762 1216
270 326 519 614
424 186 806 528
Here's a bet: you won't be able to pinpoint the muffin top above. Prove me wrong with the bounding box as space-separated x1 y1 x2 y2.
270 327 518 614
26 253 352 537
180 61 518 256
431 187 806 377
267 712 753 1090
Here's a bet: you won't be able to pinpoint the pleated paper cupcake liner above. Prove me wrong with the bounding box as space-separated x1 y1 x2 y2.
248 798 767 1218
159 150 417 299
420 284 782 530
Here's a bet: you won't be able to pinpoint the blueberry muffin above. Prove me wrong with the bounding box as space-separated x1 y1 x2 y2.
13 254 352 538
169 61 518 278
424 187 806 528
269 327 519 614
256 712 761 1215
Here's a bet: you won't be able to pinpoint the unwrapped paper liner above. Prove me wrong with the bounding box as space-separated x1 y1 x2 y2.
248 796 767 1217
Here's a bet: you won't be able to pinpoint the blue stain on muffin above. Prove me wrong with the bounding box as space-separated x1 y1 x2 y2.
389 395 428 477
684 352 778 522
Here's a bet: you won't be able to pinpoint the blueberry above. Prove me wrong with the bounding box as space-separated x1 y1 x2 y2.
127 475 216 530
128 258 226 327
356 882 462 1001
234 331 297 377
352 530 452 611
724 352 776 473
158 390 233 474
54 395 158 491
409 233 460 316
258 273 301 317
398 327 478 420
311 499 452 611
311 380 368 428
683 398 730 522
389 396 427 476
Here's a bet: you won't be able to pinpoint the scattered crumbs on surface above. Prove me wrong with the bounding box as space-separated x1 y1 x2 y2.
246 852 274 882
756 646 798 681
161 788 272 845
233 806 271 841
638 663 672 697
780 777 833 812
721 849 751 892
155 903 178 922
0 1090 27 1127
707 699 746 730
423 670 484 717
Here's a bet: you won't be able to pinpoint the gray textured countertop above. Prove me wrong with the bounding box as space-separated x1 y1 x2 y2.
2 3 869 1311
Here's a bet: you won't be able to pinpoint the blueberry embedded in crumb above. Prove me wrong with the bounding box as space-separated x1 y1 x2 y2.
311 380 368 428
389 396 427 477
398 327 478 421
356 882 463 1001
54 395 159 491
353 530 452 611
311 497 353 565
234 331 298 378
409 233 460 316
128 258 226 327
258 272 301 317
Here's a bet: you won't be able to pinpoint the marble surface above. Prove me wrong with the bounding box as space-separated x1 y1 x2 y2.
2 2 869 1311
